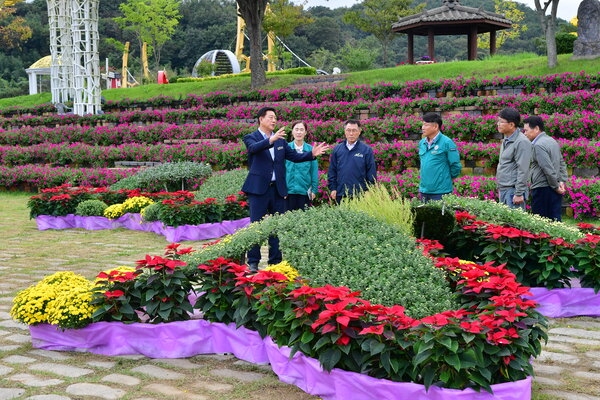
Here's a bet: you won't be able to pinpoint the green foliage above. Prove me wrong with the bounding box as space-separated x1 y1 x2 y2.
575 235 600 292
411 200 456 242
108 175 142 191
193 258 249 324
339 40 379 72
442 195 583 242
195 60 216 77
114 0 182 70
186 206 457 318
111 162 213 192
140 201 162 222
342 0 423 67
194 169 247 201
75 199 108 217
556 32 576 54
340 183 414 237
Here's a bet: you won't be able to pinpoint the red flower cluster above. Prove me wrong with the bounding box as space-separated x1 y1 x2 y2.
96 269 137 283
135 255 186 272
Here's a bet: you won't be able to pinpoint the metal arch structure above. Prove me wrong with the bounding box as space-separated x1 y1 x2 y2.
192 50 241 77
46 0 101 115
47 0 73 106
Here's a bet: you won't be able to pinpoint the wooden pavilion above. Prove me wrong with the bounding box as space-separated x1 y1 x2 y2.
391 0 513 64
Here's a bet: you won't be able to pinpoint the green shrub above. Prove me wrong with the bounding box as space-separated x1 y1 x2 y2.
411 200 456 242
75 199 108 216
195 168 247 201
141 202 162 222
195 60 216 77
108 175 143 191
185 206 457 318
109 162 213 192
556 32 576 55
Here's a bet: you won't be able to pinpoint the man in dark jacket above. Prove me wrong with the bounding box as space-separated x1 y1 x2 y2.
242 107 329 272
327 119 377 204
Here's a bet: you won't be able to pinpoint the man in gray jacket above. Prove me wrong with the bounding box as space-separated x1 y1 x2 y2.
495 107 532 209
522 115 568 221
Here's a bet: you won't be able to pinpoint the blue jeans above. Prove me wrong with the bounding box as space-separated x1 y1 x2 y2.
420 193 447 203
498 187 527 210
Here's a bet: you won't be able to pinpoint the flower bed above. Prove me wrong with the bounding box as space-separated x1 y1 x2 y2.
4 71 600 119
11 241 547 394
29 319 532 400
4 138 599 171
35 213 250 242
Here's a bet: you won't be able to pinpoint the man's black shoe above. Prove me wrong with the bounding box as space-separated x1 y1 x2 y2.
248 263 259 273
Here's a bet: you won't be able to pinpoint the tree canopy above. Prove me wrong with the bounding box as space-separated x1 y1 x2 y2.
114 0 182 72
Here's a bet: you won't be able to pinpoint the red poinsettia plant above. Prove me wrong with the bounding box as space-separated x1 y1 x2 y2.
92 243 196 323
449 210 600 291
189 243 547 392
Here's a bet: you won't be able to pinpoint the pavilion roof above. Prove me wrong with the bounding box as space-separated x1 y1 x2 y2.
392 1 512 35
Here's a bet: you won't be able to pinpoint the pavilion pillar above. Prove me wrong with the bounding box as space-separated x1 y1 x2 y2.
27 71 38 95
468 26 478 60
408 33 414 64
490 30 497 56
427 28 435 61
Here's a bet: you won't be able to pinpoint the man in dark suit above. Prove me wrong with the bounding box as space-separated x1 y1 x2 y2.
242 107 330 272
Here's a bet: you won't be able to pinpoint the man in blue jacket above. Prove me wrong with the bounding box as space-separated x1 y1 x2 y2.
418 112 462 202
242 107 329 272
327 119 377 204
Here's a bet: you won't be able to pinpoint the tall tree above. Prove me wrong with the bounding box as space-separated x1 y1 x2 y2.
533 0 560 68
263 0 313 69
0 0 32 50
478 0 527 52
343 0 423 67
236 0 268 88
114 0 182 73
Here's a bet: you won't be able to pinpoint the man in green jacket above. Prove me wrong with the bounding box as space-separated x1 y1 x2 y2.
418 112 462 202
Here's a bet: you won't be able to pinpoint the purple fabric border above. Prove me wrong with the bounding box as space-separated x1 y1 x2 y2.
29 321 531 400
527 287 600 318
35 214 250 242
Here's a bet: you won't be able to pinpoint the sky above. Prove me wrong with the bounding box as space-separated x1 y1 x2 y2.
301 1 580 21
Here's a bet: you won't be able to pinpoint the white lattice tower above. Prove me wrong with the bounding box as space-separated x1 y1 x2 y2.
47 0 73 105
70 0 101 115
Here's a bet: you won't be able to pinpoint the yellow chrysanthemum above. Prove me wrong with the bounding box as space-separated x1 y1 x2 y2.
265 261 300 282
10 271 93 328
122 196 154 213
103 203 126 219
